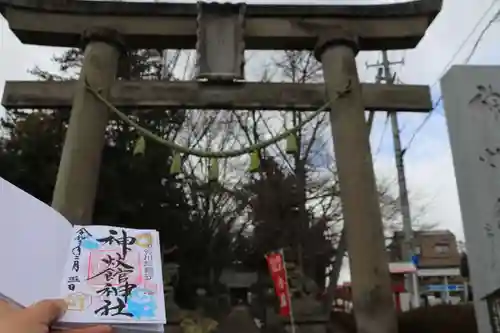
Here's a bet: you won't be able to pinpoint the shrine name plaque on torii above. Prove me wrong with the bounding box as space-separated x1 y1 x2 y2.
0 1 442 333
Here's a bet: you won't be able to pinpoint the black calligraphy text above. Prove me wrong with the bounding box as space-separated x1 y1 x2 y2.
96 229 136 259
94 298 133 317
92 228 138 317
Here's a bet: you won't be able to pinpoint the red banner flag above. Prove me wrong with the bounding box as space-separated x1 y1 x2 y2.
265 252 291 317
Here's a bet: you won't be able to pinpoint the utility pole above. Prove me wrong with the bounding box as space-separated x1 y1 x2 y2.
367 51 418 308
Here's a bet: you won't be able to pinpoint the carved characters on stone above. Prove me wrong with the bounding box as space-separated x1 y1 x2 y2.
479 147 500 168
469 84 500 120
469 83 500 270
469 84 500 269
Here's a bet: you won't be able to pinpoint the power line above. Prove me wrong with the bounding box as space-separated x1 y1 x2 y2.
465 8 500 63
374 114 390 158
402 0 500 154
431 0 498 90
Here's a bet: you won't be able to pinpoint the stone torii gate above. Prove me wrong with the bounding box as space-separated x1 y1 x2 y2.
0 1 442 333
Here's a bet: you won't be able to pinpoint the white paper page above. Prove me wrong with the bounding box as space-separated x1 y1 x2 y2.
0 177 72 306
59 225 166 324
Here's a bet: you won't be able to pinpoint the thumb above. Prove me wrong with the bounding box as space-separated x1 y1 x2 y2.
23 299 68 325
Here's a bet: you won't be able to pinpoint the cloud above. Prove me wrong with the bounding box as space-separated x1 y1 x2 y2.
0 18 68 117
359 0 500 243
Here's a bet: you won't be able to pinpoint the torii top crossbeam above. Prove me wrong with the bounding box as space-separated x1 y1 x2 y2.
0 0 442 50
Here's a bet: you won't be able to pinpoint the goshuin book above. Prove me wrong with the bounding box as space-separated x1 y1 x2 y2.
0 177 166 332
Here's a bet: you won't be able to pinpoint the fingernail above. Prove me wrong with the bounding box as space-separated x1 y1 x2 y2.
59 299 69 309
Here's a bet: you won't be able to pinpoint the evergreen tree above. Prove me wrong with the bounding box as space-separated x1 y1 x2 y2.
0 48 198 306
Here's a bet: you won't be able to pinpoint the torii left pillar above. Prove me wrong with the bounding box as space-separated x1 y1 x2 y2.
52 28 123 224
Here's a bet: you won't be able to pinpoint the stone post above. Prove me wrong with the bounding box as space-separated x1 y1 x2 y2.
314 28 398 333
52 28 123 224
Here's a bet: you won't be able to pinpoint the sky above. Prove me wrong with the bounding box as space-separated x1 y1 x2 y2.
1 0 500 268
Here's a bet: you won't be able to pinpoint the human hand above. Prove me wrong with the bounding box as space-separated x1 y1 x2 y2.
0 299 112 333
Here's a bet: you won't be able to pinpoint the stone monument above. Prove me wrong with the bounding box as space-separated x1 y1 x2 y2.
441 65 500 333
164 263 182 333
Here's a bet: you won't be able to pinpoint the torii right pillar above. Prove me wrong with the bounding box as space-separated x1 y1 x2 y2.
315 29 398 333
